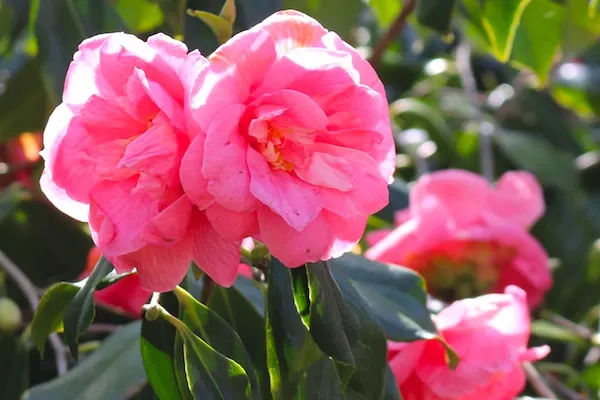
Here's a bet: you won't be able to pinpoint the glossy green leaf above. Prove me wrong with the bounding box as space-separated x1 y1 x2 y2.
23 322 146 400
174 287 261 399
416 0 457 33
208 285 271 400
282 0 361 40
304 262 359 365
141 293 191 400
0 334 28 400
266 258 343 399
116 0 164 32
31 282 79 354
63 256 113 360
329 254 436 342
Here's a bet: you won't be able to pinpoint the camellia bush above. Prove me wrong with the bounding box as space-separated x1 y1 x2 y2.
1 0 600 399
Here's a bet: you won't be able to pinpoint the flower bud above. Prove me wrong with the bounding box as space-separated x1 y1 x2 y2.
0 298 22 333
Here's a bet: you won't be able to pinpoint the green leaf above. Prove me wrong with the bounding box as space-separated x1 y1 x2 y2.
0 334 28 400
510 0 564 84
368 0 403 27
416 0 457 33
115 0 164 32
332 269 388 399
0 57 49 141
0 184 27 224
174 287 261 399
304 262 359 365
63 256 113 361
480 0 532 62
329 254 436 342
141 293 191 400
31 282 79 354
282 0 362 40
266 258 343 399
562 0 600 56
219 0 237 25
493 129 579 191
24 322 146 400
207 285 271 400
187 9 233 45
175 320 252 400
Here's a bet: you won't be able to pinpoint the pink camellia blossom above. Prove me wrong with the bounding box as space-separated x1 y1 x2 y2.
82 247 150 318
388 286 550 400
180 10 395 268
40 33 242 292
365 169 551 307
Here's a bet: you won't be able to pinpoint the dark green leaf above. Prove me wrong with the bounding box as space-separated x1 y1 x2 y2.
329 254 436 342
382 365 402 400
375 179 410 223
63 256 112 360
304 262 359 365
0 184 27 224
187 9 233 45
174 287 261 399
176 322 251 400
333 269 388 400
208 285 271 400
0 57 49 141
23 322 146 400
31 282 79 354
493 129 579 191
282 0 361 40
416 0 457 33
236 0 281 26
0 334 28 400
141 293 190 400
266 258 343 399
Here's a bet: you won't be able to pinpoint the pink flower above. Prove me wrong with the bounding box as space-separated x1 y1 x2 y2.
365 169 551 307
180 10 395 267
40 33 242 292
388 286 550 400
82 247 150 318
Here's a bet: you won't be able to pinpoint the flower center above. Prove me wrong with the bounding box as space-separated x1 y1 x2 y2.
251 122 294 171
407 241 517 302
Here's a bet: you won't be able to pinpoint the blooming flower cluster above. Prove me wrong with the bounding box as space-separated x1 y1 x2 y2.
40 10 394 293
40 9 551 399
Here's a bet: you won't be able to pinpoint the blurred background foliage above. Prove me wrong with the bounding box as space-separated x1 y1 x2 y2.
2 0 600 398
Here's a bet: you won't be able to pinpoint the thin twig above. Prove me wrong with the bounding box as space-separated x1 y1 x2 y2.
369 0 416 67
0 249 68 375
523 362 557 399
455 41 495 181
85 323 121 334
541 310 594 340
